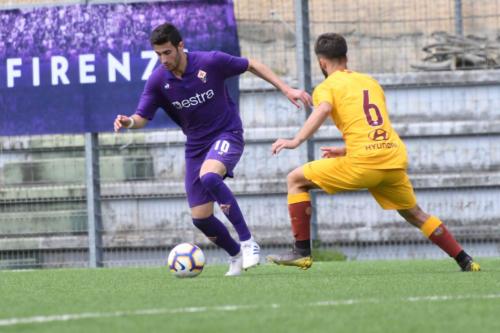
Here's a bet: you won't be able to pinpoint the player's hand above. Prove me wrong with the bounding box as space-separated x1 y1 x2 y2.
114 115 131 132
285 88 312 109
321 146 346 158
271 138 301 155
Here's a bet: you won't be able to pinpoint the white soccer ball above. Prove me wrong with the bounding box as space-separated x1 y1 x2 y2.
167 243 205 278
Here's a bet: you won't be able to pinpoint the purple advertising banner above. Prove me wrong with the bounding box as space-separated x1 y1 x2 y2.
0 0 241 135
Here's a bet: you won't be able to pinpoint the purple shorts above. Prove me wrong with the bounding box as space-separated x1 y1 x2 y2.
185 131 244 208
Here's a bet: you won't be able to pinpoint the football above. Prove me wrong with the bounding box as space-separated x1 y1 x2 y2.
167 243 205 278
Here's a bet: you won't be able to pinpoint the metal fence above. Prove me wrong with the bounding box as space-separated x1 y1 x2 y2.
1 0 500 269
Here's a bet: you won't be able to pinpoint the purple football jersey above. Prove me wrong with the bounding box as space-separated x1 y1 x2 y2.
135 51 249 157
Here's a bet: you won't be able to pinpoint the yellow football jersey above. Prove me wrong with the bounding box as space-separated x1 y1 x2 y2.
312 70 408 169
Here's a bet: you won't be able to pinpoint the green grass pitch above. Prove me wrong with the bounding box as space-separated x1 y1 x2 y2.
1 258 499 333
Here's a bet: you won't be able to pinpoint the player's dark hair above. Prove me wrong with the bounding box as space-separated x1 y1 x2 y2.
150 22 183 46
314 33 347 60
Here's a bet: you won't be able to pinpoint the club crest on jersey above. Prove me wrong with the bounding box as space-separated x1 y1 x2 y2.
164 83 170 89
368 128 390 141
197 70 207 83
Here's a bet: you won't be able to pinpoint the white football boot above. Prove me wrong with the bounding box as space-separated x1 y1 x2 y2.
225 252 243 276
241 237 260 270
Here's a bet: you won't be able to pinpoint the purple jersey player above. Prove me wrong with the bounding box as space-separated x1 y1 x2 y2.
114 22 312 276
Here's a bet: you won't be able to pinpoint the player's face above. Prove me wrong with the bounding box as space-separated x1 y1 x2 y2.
153 41 183 71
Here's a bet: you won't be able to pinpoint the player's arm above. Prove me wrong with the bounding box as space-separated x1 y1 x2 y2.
247 58 312 108
114 68 160 132
114 114 148 132
271 102 331 155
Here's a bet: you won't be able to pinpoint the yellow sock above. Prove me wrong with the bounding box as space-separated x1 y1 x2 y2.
420 216 442 238
287 192 311 204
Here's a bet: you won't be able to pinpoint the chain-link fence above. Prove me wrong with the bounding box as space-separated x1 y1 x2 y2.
1 0 499 269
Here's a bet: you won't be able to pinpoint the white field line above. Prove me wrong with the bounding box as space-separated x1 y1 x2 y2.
0 269 35 273
1 293 499 327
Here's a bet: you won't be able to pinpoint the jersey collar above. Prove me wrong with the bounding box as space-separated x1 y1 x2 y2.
164 52 196 80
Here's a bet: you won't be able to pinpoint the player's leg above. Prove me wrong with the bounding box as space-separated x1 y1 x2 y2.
398 205 480 272
269 156 380 269
185 155 242 276
269 157 374 269
191 202 243 276
370 169 480 272
191 202 240 257
267 165 319 269
199 132 260 270
199 159 251 241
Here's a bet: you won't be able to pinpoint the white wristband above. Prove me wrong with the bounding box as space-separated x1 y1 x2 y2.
126 116 135 129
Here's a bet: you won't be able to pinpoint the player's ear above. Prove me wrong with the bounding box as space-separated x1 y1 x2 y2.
178 40 185 51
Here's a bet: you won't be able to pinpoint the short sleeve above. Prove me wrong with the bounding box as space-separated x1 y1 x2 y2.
135 71 161 120
312 82 334 107
211 51 249 78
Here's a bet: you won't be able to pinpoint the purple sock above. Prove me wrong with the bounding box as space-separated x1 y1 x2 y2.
200 173 251 241
192 215 240 256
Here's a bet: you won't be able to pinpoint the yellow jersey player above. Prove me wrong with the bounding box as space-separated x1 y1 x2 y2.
268 33 480 272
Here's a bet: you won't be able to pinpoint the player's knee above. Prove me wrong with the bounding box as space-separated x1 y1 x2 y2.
200 172 222 190
287 168 306 191
286 170 299 186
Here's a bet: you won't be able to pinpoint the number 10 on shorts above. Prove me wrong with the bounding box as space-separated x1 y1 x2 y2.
214 140 230 155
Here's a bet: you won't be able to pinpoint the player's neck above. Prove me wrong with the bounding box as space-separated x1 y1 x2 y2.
326 63 347 76
171 52 188 78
